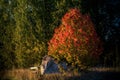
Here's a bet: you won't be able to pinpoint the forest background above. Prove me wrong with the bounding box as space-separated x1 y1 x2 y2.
0 0 120 71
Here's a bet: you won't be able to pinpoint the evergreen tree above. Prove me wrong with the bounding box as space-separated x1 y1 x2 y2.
12 0 47 67
0 0 16 70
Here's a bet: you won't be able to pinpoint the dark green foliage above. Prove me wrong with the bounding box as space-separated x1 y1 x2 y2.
0 0 16 70
81 0 120 66
0 0 47 69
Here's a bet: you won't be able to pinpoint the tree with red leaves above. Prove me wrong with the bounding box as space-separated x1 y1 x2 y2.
48 8 103 68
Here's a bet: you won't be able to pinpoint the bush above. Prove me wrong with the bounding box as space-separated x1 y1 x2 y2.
48 8 103 68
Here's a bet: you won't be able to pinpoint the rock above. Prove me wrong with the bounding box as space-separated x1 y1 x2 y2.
59 62 67 71
40 55 67 75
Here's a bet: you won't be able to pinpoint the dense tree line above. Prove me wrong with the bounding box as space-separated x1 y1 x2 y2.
0 0 119 70
0 0 81 70
81 0 120 66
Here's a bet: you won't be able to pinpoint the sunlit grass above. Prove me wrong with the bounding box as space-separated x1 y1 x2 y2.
0 69 39 80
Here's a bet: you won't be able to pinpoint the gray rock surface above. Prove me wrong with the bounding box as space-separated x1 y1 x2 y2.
40 55 67 75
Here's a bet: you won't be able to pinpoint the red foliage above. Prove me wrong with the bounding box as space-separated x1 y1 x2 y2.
48 8 103 67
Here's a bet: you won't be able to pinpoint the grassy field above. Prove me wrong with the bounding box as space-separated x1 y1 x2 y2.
0 69 38 80
0 67 120 80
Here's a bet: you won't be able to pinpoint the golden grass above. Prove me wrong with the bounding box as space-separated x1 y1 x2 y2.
39 72 81 80
0 69 81 80
1 69 39 80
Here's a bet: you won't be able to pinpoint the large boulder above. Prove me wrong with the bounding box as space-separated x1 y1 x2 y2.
40 55 67 75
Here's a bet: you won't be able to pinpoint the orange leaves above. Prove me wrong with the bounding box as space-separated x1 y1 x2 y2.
62 8 81 26
48 8 103 67
78 28 82 33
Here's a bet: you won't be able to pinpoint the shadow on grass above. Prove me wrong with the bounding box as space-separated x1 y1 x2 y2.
77 71 120 80
66 71 120 80
40 70 120 80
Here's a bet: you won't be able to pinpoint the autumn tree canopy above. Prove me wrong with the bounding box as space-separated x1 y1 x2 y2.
48 8 103 68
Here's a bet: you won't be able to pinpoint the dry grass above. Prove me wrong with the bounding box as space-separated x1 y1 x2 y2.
0 69 39 80
0 69 81 80
88 67 120 72
39 72 81 80
0 67 120 80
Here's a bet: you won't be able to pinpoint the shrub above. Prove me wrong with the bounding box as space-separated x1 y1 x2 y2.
48 8 103 68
